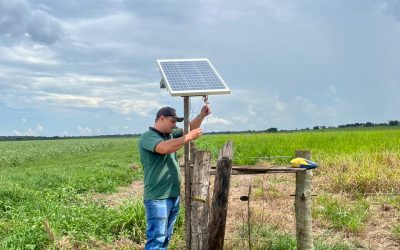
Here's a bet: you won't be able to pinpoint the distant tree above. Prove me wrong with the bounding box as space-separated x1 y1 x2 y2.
313 126 320 130
389 120 400 126
365 122 374 127
266 127 278 133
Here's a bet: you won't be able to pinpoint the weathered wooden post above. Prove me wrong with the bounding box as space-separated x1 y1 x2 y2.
191 150 211 250
208 140 234 250
294 150 314 250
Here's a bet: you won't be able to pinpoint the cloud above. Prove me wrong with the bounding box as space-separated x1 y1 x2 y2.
26 10 64 44
77 126 92 135
13 129 34 136
1 66 163 118
36 125 44 132
123 1 201 24
200 0 296 24
328 85 337 95
0 44 59 65
35 92 103 108
231 115 249 123
12 124 45 136
31 88 161 116
0 0 30 37
21 118 27 123
248 105 256 116
383 0 400 22
106 99 161 116
28 74 118 91
275 101 286 111
0 0 64 44
206 115 233 126
32 88 162 116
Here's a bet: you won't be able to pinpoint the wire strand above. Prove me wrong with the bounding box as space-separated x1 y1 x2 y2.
187 97 210 133
202 113 209 133
251 152 400 159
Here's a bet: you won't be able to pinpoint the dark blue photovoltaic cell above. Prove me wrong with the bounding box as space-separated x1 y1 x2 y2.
159 60 226 91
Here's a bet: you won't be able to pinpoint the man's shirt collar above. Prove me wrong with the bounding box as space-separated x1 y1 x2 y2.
149 127 170 139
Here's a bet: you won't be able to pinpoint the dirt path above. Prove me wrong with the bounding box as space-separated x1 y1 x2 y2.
91 181 144 206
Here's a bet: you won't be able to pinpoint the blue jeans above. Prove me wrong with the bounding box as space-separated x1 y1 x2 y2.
144 196 180 250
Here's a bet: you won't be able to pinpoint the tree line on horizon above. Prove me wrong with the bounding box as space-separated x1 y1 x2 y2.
207 120 400 134
0 120 399 141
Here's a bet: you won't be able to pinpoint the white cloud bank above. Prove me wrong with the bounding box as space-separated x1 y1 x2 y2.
13 124 45 136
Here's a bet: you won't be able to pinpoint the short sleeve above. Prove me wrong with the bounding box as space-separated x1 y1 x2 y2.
140 131 163 152
172 128 183 138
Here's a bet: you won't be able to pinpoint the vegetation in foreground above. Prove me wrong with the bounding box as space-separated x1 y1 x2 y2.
0 127 399 248
0 138 145 248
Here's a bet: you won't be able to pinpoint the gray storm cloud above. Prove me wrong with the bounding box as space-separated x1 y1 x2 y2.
26 10 64 44
0 0 30 36
0 0 64 44
384 0 400 22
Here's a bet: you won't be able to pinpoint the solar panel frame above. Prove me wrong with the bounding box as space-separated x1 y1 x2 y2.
157 58 231 97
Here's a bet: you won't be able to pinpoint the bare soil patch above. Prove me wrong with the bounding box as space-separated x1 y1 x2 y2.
90 181 144 206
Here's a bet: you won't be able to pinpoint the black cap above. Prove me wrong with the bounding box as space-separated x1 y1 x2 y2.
156 107 184 122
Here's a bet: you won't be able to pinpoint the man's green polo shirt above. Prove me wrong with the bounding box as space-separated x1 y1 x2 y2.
139 127 183 200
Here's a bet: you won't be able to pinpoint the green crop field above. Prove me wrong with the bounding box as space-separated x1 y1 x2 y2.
1 127 399 249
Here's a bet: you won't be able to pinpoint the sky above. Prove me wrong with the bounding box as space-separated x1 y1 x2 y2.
1 0 400 137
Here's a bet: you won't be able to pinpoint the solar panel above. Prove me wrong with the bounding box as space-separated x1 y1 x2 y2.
157 58 231 97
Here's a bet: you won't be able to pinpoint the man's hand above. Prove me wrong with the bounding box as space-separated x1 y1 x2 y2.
155 128 203 154
200 105 211 118
186 127 203 141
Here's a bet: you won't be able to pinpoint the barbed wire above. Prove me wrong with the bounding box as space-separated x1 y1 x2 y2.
251 156 292 159
251 152 400 159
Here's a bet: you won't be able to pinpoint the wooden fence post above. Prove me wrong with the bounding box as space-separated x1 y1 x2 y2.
294 150 314 250
191 150 211 250
208 140 234 250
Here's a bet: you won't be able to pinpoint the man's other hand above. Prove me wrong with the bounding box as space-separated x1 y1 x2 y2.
187 128 203 141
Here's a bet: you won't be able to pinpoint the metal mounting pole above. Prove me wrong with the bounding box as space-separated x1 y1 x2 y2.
184 96 191 249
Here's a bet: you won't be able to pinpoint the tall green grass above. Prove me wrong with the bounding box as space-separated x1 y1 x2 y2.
197 128 400 194
197 127 399 162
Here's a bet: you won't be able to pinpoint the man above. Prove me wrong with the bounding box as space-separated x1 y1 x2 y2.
139 105 211 249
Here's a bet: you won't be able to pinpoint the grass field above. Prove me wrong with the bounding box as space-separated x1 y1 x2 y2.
1 127 399 249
